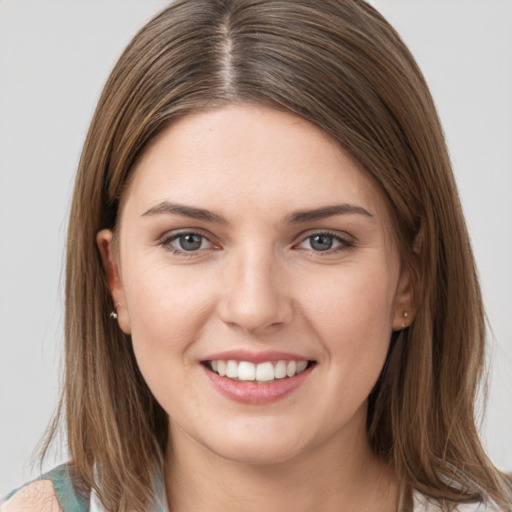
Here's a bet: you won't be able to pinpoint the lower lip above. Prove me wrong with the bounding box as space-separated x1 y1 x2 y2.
201 364 314 404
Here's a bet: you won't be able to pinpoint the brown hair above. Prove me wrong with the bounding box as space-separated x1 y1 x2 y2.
43 0 511 510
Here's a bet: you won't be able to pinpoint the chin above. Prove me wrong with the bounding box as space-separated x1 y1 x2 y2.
214 438 307 466
200 422 316 466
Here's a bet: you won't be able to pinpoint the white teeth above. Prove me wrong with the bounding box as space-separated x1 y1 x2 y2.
296 360 308 373
238 361 256 381
286 361 297 377
274 360 287 379
226 360 238 378
256 362 275 382
208 359 311 381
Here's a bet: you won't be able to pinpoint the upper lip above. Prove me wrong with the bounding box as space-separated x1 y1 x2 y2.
202 350 313 364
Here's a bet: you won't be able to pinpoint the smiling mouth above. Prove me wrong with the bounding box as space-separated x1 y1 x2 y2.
202 359 316 383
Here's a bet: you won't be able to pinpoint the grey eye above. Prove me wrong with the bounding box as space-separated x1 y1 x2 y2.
309 234 334 251
178 234 204 251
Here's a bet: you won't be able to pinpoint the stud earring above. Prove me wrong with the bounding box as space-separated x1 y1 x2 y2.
109 303 121 320
402 311 409 329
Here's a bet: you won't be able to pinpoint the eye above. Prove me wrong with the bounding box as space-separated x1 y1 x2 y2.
297 232 354 253
177 233 205 251
160 231 213 253
309 234 336 252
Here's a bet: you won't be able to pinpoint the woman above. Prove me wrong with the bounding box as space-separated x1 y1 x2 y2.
2 0 510 511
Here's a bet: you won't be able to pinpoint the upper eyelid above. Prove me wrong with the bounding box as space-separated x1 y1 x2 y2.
294 228 355 244
160 228 214 242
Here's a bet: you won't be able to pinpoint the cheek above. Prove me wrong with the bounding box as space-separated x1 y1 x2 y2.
312 265 397 411
122 261 216 354
296 258 398 391
121 263 218 414
300 261 397 336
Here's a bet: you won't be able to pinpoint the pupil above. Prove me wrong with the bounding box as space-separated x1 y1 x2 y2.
311 235 333 251
179 234 202 251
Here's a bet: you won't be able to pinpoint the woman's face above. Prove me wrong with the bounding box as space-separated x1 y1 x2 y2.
98 105 413 465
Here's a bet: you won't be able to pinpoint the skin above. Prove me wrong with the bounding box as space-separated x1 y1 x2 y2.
98 105 414 512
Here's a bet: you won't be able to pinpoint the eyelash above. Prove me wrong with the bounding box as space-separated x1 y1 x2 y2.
158 230 356 256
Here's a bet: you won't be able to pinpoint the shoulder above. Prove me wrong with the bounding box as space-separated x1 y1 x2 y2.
1 465 89 512
1 479 61 512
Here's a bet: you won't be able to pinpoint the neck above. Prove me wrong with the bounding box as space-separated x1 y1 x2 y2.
164 412 398 512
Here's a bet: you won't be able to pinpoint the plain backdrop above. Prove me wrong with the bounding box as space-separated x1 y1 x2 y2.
1 0 511 494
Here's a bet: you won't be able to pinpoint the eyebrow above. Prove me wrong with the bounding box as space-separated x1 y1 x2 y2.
284 204 374 223
141 201 373 225
141 201 228 224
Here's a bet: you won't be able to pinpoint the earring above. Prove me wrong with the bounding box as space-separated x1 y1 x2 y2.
109 303 121 320
401 311 409 329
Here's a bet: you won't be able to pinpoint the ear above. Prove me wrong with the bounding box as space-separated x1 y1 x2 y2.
96 229 131 334
392 264 416 331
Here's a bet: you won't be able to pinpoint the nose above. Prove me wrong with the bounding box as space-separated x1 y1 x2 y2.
218 249 293 334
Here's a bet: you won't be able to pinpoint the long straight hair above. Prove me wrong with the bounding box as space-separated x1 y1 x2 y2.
42 1 511 510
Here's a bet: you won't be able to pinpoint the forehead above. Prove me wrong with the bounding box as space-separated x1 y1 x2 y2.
121 105 391 228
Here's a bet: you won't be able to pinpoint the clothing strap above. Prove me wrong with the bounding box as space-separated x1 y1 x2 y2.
44 464 90 512
1 464 89 512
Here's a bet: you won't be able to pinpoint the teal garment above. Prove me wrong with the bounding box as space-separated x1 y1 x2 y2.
2 464 89 512
2 464 169 511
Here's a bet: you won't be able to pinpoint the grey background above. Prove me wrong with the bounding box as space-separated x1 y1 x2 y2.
1 0 511 493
